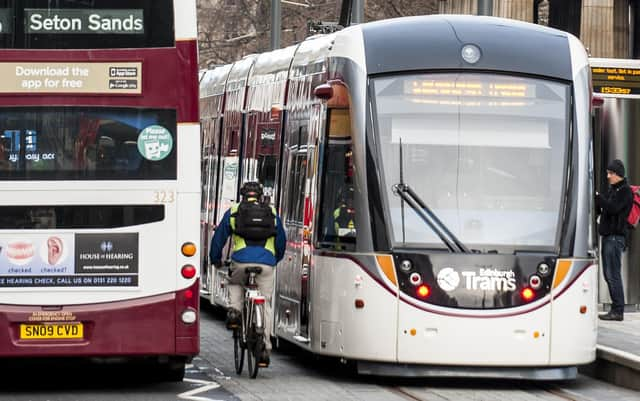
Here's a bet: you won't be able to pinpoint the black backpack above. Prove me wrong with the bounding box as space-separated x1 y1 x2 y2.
232 201 277 241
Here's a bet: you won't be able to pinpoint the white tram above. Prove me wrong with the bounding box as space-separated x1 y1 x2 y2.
200 15 597 379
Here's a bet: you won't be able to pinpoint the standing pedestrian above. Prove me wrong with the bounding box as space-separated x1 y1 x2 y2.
596 159 633 321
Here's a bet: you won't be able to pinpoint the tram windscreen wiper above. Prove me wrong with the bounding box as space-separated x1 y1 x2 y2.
392 183 470 253
393 137 470 254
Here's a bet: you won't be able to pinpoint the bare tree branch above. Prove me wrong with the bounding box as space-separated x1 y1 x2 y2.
197 0 440 67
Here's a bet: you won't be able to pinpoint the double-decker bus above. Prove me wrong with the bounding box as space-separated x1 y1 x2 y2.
0 0 200 380
201 15 597 379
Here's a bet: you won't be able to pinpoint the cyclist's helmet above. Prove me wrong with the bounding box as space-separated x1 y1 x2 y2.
240 181 263 200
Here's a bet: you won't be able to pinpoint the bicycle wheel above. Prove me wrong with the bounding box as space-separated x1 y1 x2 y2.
233 327 245 375
247 331 263 379
247 304 265 379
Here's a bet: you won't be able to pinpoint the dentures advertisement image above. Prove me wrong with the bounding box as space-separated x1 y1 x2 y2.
6 240 35 266
2 235 72 271
0 233 138 287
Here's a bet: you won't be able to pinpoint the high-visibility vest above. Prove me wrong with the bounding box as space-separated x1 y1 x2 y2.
333 206 355 234
229 203 277 255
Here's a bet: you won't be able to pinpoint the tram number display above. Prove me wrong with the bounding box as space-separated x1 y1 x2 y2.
20 323 83 340
592 66 640 96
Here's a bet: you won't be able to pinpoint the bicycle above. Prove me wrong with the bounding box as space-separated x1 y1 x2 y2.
229 263 268 379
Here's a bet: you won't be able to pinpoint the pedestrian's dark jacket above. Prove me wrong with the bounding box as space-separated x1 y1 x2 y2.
596 178 633 237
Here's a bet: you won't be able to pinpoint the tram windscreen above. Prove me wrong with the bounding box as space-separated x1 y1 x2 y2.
372 73 570 251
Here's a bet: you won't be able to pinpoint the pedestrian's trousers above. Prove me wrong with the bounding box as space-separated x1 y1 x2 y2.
601 235 625 314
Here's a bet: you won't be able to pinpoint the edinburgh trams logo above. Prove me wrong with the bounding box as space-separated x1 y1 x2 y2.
436 267 460 292
437 267 517 292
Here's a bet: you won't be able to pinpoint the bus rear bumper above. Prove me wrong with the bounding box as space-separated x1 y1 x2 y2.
0 292 198 358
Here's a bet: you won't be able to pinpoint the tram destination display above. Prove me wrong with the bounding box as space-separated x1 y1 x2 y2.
592 66 640 96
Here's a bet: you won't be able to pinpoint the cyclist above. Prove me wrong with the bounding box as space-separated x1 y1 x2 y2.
209 181 286 367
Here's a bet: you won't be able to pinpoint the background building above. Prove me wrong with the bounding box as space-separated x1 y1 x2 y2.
440 0 638 59
198 0 638 67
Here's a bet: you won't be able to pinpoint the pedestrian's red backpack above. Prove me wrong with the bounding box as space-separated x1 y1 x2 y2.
628 185 640 228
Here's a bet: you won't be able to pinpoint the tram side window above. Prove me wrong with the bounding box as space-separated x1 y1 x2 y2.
283 124 308 225
317 108 356 250
257 127 279 203
244 124 280 205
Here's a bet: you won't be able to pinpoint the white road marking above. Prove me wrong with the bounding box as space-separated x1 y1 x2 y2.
178 378 221 401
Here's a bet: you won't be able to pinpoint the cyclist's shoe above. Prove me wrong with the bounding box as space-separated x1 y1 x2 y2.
225 309 241 330
257 350 270 367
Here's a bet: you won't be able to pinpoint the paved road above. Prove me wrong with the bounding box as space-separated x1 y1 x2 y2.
0 304 638 401
197 304 639 401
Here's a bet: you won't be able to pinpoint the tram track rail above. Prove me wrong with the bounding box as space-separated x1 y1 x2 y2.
387 384 581 401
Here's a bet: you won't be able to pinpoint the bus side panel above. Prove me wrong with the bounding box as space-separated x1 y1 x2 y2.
397 302 551 366
177 124 202 194
0 294 176 357
310 255 397 362
549 264 598 365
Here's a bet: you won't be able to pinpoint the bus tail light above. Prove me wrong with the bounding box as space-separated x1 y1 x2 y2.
416 284 431 298
181 265 196 279
181 308 197 324
521 287 535 302
175 280 199 349
181 242 197 257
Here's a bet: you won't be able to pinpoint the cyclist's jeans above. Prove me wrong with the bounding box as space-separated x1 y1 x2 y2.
228 262 275 351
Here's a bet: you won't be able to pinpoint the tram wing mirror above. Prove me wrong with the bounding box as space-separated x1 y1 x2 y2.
592 94 604 109
313 83 334 100
314 80 350 108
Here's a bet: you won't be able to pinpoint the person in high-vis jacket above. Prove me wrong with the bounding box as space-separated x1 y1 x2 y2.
333 185 356 238
209 182 286 366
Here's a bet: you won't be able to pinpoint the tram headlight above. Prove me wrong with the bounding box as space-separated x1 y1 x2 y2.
537 262 551 276
400 259 413 272
461 44 482 64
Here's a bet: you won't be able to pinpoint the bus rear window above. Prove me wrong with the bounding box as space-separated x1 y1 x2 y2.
0 107 177 180
0 0 174 49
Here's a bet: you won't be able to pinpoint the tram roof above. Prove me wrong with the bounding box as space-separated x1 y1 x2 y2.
248 45 298 87
360 15 573 81
226 54 258 92
290 34 335 78
200 64 233 98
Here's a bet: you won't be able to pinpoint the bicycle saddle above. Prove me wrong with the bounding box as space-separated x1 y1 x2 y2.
246 266 263 274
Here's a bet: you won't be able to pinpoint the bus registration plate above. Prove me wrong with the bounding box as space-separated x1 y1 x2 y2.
20 323 84 340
